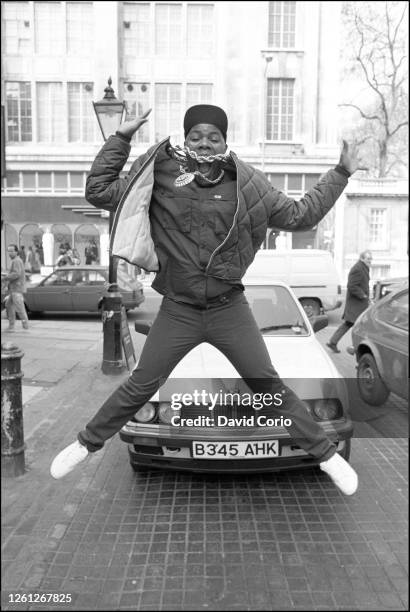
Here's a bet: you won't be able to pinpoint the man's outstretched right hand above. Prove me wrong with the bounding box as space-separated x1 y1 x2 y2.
117 108 152 139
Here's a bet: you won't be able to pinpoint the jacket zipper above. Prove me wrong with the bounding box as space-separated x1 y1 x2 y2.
205 152 240 274
110 137 169 251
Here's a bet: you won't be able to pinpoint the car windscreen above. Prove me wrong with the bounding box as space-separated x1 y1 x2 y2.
245 285 308 335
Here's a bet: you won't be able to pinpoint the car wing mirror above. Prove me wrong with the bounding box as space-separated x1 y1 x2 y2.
134 321 153 336
311 314 328 333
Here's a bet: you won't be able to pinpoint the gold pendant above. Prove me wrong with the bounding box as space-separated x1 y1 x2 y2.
174 173 195 187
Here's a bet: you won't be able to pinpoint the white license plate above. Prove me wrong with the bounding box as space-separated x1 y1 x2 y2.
192 440 279 459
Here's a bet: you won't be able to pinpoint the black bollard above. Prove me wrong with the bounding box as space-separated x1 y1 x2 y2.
101 283 125 375
1 342 26 477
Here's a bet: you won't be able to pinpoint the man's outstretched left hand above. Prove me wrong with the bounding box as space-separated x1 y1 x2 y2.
338 140 368 175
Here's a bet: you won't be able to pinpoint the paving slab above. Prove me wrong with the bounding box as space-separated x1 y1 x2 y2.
1 317 408 611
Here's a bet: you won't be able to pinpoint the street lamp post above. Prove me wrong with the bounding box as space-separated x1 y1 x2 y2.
93 77 127 375
261 53 273 248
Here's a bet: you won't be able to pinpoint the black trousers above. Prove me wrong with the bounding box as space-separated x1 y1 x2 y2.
79 293 336 461
329 320 354 346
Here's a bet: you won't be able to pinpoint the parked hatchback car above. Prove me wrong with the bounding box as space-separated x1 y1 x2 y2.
350 284 408 406
24 266 144 314
120 281 353 474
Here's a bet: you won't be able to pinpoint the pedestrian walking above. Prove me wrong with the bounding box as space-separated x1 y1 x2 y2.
51 104 364 495
327 250 372 353
4 244 29 331
18 245 26 263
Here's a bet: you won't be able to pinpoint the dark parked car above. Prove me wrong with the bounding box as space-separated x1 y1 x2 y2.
372 276 408 300
351 284 408 406
24 266 144 314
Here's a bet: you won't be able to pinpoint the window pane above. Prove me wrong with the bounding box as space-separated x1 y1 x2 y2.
368 208 387 248
54 172 68 190
23 172 36 190
123 2 150 56
6 172 20 189
6 82 32 142
186 84 213 107
37 83 64 142
269 174 285 190
287 174 302 190
67 2 93 55
155 84 182 141
187 4 214 57
155 4 182 56
304 174 321 190
268 1 296 48
266 79 294 141
4 1 31 55
68 82 95 142
35 2 64 54
123 83 150 143
70 173 84 189
38 172 52 189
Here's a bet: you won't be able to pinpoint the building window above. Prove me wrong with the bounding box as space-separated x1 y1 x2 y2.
368 208 388 250
5 172 21 192
155 4 183 56
67 2 93 55
68 83 95 142
54 172 68 191
123 83 150 144
23 172 36 191
6 82 32 142
123 2 150 56
34 2 64 55
155 84 182 141
69 172 85 191
268 1 296 48
266 78 294 141
372 264 391 280
37 82 65 142
187 4 214 57
38 172 52 192
186 84 213 106
3 1 31 55
287 174 302 192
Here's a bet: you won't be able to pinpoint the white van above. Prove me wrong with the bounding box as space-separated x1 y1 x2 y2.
243 249 342 317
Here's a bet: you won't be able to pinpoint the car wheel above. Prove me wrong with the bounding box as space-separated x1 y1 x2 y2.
357 353 390 406
300 298 321 318
337 439 351 462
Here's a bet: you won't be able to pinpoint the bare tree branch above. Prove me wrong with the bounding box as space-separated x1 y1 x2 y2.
338 104 384 124
389 120 409 138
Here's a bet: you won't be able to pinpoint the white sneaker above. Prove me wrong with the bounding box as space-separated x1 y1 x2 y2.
50 440 89 479
320 452 358 495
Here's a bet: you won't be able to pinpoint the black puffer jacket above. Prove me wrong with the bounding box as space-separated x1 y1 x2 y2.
85 134 349 282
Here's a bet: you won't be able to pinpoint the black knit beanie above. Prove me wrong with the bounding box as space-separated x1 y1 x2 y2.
183 104 228 141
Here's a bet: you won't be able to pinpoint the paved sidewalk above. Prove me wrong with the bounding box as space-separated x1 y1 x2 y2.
1 318 408 611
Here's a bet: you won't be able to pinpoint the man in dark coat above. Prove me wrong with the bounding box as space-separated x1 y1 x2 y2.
51 104 363 495
327 251 372 353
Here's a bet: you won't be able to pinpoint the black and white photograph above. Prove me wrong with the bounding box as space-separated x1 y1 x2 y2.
1 1 408 610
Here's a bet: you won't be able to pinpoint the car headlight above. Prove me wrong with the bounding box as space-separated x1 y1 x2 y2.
158 402 179 424
133 402 157 423
308 399 342 421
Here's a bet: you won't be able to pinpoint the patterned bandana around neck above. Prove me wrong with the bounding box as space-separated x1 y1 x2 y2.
167 144 231 187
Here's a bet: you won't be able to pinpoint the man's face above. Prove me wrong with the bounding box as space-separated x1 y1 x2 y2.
184 124 227 156
7 248 17 260
362 252 372 266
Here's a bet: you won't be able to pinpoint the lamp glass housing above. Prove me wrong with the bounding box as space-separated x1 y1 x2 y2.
93 100 127 141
